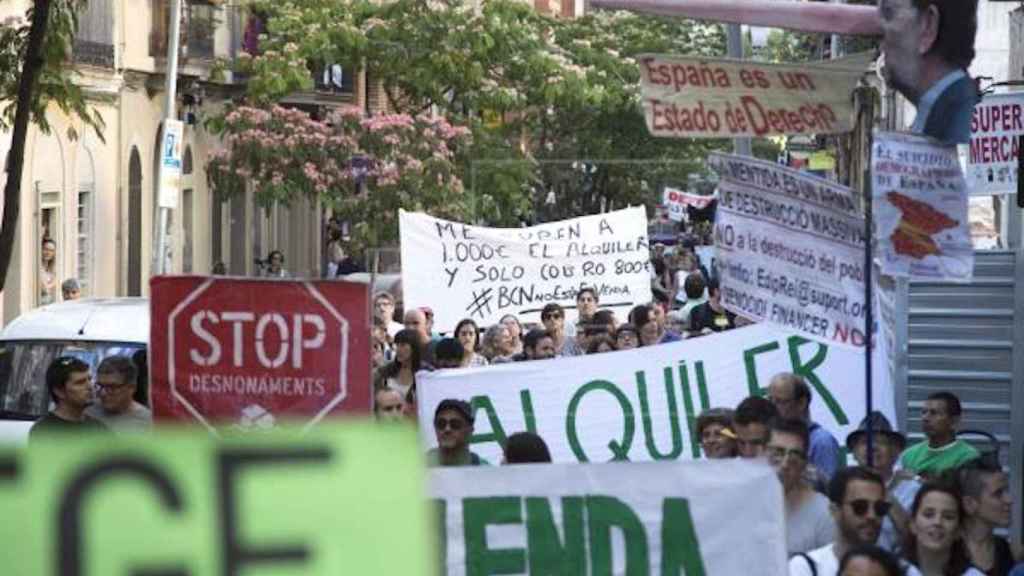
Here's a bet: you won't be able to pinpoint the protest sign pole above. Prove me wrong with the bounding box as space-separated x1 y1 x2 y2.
854 86 875 467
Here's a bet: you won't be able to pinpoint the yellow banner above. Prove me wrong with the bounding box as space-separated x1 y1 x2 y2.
639 55 862 139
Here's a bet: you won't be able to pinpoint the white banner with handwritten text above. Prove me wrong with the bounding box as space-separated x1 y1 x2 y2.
399 208 652 332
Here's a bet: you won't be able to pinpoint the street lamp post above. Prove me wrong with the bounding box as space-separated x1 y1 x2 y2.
155 0 185 275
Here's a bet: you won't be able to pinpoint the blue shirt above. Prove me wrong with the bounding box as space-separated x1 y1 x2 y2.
910 69 966 134
808 422 843 482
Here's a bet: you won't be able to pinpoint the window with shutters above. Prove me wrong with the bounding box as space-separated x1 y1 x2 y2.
182 147 194 273
151 0 218 60
73 0 114 67
76 187 94 296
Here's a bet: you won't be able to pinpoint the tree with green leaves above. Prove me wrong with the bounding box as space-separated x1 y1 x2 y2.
0 0 106 291
212 0 732 251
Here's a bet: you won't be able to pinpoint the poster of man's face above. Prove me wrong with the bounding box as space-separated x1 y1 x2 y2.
878 0 931 101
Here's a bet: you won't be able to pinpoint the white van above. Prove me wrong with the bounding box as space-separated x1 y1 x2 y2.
0 298 148 443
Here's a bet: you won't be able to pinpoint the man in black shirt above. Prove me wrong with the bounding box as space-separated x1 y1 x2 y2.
689 278 736 334
29 356 107 442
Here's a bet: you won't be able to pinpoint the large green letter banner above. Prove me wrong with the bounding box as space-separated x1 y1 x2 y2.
3 423 432 575
418 323 892 463
430 458 788 575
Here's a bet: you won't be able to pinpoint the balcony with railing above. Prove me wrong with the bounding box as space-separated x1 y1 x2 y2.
72 0 115 68
234 9 357 102
150 0 218 62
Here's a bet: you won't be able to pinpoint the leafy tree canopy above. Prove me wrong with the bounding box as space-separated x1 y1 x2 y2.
0 0 105 141
214 0 732 250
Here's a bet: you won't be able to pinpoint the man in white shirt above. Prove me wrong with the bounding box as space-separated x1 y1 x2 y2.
374 291 404 338
789 467 922 576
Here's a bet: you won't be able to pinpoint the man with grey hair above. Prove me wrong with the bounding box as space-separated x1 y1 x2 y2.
61 278 81 300
84 356 151 432
768 372 842 485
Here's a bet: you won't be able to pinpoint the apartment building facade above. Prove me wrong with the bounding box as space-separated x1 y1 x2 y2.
0 0 375 323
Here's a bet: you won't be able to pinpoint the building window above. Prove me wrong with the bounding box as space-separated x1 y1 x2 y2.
128 147 143 296
182 146 194 273
151 0 218 60
73 0 114 67
314 63 354 94
76 187 94 296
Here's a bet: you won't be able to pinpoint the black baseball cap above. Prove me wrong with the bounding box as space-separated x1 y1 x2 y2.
435 399 474 424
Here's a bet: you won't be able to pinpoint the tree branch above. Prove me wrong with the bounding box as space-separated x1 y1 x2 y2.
0 0 53 292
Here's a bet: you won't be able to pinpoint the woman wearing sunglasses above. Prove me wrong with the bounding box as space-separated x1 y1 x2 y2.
903 482 984 576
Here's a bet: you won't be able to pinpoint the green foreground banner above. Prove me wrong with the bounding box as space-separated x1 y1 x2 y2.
1 423 432 575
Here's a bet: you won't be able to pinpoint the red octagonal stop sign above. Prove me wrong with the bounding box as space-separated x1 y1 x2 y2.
151 276 370 432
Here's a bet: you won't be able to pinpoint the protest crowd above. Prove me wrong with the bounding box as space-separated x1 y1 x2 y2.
18 0 1020 569
26 221 1023 576
358 227 1021 576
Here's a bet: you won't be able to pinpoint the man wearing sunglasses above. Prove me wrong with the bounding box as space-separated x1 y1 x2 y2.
789 467 920 576
540 303 574 356
426 399 489 467
846 412 919 552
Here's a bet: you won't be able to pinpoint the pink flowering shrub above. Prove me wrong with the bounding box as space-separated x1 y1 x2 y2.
208 104 472 248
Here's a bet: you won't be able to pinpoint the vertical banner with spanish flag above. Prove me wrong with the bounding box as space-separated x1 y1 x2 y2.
872 132 973 280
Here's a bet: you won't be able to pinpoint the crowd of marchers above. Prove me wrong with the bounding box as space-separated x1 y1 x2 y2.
25 227 1023 576
409 371 1022 576
370 234 736 408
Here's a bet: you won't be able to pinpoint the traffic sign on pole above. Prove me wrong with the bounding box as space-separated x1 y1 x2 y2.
150 276 371 433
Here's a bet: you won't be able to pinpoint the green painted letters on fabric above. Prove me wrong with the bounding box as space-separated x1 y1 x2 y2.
743 341 781 397
636 368 684 460
525 497 585 576
786 336 848 425
694 362 710 413
587 495 649 576
566 380 635 462
677 362 701 459
469 396 509 449
661 498 707 576
520 389 538 434
434 498 448 573
464 497 526 576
